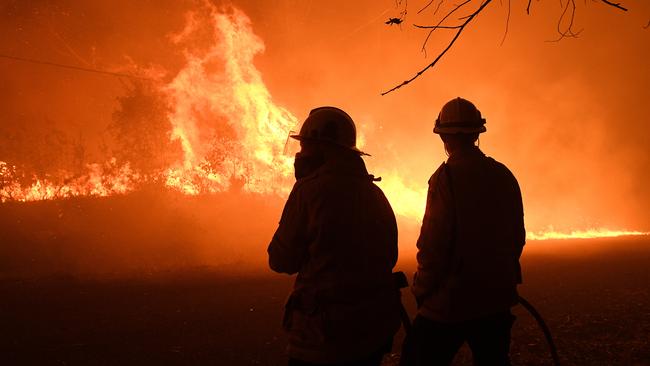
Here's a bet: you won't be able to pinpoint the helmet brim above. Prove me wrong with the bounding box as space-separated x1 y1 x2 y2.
433 125 486 134
290 134 370 156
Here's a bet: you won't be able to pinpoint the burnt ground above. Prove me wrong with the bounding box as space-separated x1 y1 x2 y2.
1 238 649 366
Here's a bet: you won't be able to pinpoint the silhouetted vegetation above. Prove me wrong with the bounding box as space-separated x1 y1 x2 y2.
110 82 183 177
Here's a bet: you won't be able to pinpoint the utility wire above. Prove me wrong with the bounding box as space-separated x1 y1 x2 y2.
0 53 154 81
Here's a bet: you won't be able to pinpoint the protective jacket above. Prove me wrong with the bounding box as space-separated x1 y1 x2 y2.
412 146 525 322
268 154 401 364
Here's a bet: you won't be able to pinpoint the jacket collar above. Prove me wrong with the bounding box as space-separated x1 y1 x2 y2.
447 146 485 165
318 154 370 178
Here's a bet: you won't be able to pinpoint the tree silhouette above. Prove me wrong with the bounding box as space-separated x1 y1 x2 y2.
110 82 183 177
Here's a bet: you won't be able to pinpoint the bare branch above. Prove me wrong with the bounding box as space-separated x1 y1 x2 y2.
500 0 511 46
547 0 626 42
420 0 472 57
413 24 462 29
382 0 494 96
547 0 583 42
418 0 436 14
381 0 633 95
417 0 446 15
600 0 628 11
433 0 445 15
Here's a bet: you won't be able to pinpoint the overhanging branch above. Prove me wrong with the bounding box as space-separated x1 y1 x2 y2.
381 0 631 96
420 0 472 56
381 0 493 96
600 0 628 11
413 24 462 29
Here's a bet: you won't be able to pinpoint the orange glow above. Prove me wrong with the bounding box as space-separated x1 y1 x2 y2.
0 1 648 246
377 173 427 220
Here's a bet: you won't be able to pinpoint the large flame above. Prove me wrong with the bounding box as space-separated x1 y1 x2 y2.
0 5 646 242
0 6 296 201
162 6 296 195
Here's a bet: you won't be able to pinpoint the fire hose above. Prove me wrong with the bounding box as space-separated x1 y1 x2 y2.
393 271 560 366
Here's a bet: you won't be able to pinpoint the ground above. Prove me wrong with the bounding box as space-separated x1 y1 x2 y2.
1 238 649 365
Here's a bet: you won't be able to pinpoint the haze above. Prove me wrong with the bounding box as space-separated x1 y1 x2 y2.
1 0 649 274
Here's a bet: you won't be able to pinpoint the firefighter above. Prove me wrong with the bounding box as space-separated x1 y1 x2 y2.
402 98 526 366
268 107 402 366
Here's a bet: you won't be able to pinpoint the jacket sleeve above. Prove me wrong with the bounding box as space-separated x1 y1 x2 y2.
412 164 454 303
513 176 526 283
378 186 399 269
267 184 309 274
384 198 399 268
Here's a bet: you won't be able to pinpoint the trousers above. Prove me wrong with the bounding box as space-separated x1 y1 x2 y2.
400 311 515 366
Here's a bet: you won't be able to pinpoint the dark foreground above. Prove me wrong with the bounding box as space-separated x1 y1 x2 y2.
1 238 649 366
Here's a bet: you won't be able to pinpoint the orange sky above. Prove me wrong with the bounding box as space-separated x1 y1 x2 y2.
1 0 649 236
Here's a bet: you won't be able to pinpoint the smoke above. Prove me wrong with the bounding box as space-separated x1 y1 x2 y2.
0 0 648 277
0 191 282 278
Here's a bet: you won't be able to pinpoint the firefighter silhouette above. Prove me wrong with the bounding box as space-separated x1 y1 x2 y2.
401 98 525 366
268 107 401 366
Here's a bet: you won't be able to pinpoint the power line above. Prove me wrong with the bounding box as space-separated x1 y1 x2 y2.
0 53 154 81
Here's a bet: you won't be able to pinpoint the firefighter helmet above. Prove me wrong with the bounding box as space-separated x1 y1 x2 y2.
434 97 486 134
290 106 367 155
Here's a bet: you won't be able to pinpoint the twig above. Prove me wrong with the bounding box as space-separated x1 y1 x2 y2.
500 0 511 45
547 0 582 42
644 20 650 29
420 0 472 57
527 0 532 14
418 0 436 14
600 0 627 11
418 0 445 15
382 0 493 96
433 0 445 15
413 24 462 29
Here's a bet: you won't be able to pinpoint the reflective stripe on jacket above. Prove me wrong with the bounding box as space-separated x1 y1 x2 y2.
268 154 401 364
412 147 525 322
